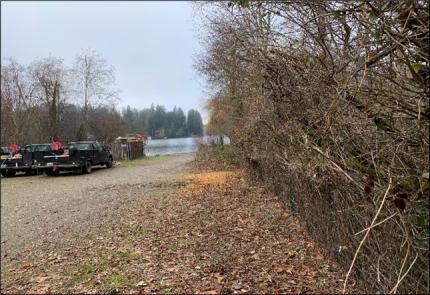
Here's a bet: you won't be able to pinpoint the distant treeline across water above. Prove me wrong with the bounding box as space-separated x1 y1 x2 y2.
122 105 203 139
145 136 230 156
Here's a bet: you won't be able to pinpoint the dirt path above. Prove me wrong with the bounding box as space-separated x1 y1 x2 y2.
1 154 194 268
1 153 351 294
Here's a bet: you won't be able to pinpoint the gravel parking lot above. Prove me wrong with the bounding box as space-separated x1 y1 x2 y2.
0 154 194 269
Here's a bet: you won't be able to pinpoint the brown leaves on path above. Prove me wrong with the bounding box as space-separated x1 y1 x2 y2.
2 167 350 294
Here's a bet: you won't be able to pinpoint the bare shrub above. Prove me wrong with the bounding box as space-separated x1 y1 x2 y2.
197 1 429 293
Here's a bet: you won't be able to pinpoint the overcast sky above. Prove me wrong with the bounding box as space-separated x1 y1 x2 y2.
1 1 208 121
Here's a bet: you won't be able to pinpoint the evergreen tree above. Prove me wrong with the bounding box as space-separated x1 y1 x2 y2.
187 109 204 136
120 105 203 138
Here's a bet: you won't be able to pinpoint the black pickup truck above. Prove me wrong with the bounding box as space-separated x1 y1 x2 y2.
0 146 11 158
42 141 113 176
1 144 55 177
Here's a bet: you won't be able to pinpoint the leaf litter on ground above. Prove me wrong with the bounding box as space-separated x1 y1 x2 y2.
1 159 354 294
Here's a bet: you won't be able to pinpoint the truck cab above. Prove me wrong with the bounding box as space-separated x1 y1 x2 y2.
1 144 53 177
0 147 11 159
42 141 113 175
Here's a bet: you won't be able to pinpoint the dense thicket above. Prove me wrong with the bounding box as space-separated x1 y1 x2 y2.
1 53 204 146
197 1 429 293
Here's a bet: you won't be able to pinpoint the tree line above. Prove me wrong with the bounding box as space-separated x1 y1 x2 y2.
122 105 203 139
1 50 204 146
197 1 428 293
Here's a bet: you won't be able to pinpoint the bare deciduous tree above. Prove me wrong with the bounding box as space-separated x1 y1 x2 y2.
30 56 68 141
1 52 125 146
72 49 118 140
1 59 38 145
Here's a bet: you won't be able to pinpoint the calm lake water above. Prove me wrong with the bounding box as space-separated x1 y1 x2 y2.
144 136 230 156
145 137 199 156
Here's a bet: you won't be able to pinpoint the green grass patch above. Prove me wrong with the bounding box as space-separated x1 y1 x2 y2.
103 273 127 289
60 248 143 292
167 238 193 251
118 155 175 167
68 263 97 285
117 250 141 261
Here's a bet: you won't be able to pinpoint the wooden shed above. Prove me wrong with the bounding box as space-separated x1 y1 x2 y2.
111 135 146 161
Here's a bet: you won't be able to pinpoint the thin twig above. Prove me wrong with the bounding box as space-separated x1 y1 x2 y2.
354 213 397 236
389 253 418 294
343 177 392 294
376 256 381 284
310 144 364 190
392 244 410 294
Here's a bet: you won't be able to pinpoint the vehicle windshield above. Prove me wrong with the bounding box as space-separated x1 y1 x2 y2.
69 143 93 150
0 147 10 154
28 145 52 152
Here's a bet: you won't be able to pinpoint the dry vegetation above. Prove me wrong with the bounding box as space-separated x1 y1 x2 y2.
0 50 125 145
1 152 353 294
197 1 429 293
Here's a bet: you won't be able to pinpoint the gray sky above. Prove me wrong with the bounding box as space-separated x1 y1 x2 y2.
1 1 207 121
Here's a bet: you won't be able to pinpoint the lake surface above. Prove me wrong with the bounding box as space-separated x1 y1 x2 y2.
144 136 230 156
145 137 199 156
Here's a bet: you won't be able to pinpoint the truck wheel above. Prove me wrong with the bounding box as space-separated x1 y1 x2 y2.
46 169 60 176
83 161 92 174
106 157 113 168
1 170 16 177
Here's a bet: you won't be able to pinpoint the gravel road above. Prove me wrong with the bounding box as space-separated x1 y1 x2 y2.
0 153 194 269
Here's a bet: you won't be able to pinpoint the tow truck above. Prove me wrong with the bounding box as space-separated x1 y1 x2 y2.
0 144 56 177
0 147 11 160
42 141 113 176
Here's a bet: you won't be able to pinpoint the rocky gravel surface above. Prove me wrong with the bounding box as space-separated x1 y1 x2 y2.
1 154 194 269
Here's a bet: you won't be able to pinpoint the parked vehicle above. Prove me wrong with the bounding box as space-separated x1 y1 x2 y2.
0 144 55 177
0 147 11 159
42 141 113 176
29 144 64 170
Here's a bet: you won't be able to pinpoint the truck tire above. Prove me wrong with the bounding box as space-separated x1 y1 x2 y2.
46 169 60 176
106 157 113 168
1 170 16 177
26 170 37 176
83 161 92 174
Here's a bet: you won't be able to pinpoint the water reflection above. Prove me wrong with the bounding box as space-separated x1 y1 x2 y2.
145 136 230 156
145 137 198 156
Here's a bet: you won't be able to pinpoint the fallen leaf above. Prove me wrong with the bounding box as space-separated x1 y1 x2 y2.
136 280 147 287
32 276 50 283
202 290 218 294
19 263 33 271
315 252 324 260
35 286 50 294
215 273 224 284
